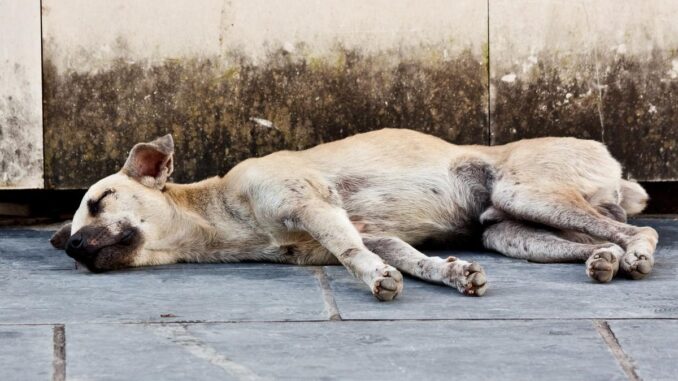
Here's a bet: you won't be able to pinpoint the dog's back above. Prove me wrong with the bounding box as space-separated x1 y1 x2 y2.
229 128 640 245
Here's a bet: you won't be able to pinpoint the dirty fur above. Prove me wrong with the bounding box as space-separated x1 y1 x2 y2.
51 129 658 301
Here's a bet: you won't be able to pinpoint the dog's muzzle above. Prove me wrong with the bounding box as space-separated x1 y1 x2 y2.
65 231 97 260
65 225 138 271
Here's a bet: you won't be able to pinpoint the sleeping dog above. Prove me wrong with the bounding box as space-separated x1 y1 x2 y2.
50 129 657 301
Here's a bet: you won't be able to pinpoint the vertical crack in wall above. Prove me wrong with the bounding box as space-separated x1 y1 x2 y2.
593 320 642 381
581 1 606 143
486 0 491 146
40 0 47 189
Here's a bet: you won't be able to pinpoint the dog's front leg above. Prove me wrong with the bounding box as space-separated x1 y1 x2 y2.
291 200 403 301
363 236 487 296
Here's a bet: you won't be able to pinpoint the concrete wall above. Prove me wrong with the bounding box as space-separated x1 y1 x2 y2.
0 0 43 188
1 0 677 188
490 0 678 181
41 0 488 188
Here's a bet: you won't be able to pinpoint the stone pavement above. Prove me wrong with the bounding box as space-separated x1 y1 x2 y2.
1 218 676 380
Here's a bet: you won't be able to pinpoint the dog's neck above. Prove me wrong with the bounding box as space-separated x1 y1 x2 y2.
159 178 269 262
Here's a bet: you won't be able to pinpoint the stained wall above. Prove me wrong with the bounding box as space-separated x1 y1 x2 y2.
41 0 488 188
0 0 43 188
1 1 677 188
490 0 678 180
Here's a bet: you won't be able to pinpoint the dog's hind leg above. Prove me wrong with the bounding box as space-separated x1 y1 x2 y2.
290 200 404 301
492 186 658 280
482 220 624 282
363 236 487 296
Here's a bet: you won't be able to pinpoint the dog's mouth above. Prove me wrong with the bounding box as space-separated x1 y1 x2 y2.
66 226 142 272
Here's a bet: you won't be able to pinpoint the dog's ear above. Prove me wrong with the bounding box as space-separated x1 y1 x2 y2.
121 134 174 189
50 223 72 250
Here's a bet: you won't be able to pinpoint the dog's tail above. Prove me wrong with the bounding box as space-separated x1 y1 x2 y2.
620 179 649 216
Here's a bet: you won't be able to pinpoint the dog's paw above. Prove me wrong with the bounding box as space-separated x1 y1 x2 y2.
443 257 487 296
586 245 622 283
637 226 660 244
621 251 654 280
371 265 403 301
620 227 658 280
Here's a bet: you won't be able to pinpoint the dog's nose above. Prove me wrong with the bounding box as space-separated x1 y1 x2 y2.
68 234 83 249
65 232 86 258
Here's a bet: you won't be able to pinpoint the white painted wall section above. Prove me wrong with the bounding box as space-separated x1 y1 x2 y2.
0 0 44 188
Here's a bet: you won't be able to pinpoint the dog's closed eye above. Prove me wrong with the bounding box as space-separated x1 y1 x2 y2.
87 189 115 216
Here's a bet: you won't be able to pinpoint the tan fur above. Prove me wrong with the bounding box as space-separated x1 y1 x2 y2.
53 129 658 300
620 179 649 216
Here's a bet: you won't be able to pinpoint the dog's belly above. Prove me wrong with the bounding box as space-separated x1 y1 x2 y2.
345 200 478 244
338 169 491 245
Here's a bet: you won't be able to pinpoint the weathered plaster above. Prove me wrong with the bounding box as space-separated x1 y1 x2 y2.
42 0 487 74
43 48 488 187
41 0 677 185
0 0 43 188
42 0 488 188
490 0 678 180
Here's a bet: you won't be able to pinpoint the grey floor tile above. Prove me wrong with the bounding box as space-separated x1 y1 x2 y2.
327 219 678 320
0 265 327 323
67 320 625 381
0 219 675 323
608 320 678 381
0 230 74 271
0 325 54 381
67 324 232 381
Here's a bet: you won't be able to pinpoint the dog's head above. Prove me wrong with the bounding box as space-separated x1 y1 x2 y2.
50 134 176 272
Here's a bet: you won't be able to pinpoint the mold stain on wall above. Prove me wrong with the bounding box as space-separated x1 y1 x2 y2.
491 52 603 144
603 51 678 180
43 45 488 188
0 0 43 188
491 49 678 180
0 90 42 187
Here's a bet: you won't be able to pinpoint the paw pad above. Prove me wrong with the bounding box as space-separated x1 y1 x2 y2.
371 267 403 301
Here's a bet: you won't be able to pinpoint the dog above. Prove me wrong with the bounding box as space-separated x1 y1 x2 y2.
50 128 658 301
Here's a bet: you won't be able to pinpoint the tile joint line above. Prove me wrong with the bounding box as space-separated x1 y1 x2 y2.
593 320 641 381
52 324 66 381
313 267 342 321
